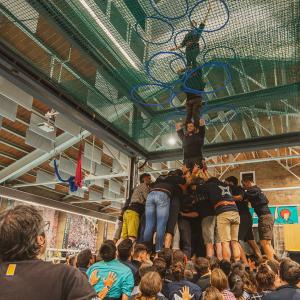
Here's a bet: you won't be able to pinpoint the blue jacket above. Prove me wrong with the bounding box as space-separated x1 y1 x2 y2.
163 279 202 300
263 285 300 300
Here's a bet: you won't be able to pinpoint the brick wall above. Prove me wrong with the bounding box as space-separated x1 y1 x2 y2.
221 161 300 255
220 161 300 205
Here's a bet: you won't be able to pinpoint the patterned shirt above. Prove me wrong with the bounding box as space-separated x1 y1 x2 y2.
222 289 236 300
130 183 150 205
249 290 273 300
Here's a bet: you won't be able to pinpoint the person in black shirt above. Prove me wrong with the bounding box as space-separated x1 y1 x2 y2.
242 178 275 260
77 248 95 276
143 170 186 252
165 184 183 250
225 176 262 262
178 187 201 258
176 119 206 172
196 178 222 259
205 177 240 262
0 205 98 300
170 2 212 70
194 257 211 292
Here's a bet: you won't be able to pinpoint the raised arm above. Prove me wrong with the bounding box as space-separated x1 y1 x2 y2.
176 122 184 141
180 211 199 218
198 119 206 139
170 44 184 51
202 0 212 25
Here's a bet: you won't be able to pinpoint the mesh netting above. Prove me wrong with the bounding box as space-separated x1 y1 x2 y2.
0 0 299 153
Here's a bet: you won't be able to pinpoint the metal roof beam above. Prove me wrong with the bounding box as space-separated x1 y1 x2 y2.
0 44 148 157
11 172 127 188
0 186 116 222
149 131 300 162
242 119 251 139
0 130 90 184
155 82 300 116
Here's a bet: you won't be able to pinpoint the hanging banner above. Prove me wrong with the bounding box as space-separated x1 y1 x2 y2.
250 206 299 225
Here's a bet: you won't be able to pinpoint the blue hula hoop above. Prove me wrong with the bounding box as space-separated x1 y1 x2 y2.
130 83 174 107
182 61 232 95
134 16 174 45
203 46 237 63
174 29 206 54
149 0 189 21
145 51 187 85
189 0 230 33
169 57 186 75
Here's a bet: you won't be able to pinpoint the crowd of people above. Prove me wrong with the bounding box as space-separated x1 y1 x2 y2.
115 138 275 266
1 204 300 300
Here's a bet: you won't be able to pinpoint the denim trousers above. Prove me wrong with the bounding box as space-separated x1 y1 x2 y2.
143 191 170 252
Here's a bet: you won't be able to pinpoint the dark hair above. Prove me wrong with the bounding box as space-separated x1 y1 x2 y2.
225 176 238 186
209 256 220 270
77 249 93 268
231 261 245 275
133 243 148 258
173 250 185 264
0 205 44 261
184 260 195 281
219 259 232 277
247 254 260 268
231 268 257 294
256 264 276 291
140 173 150 184
267 259 280 274
280 258 300 285
157 248 173 268
153 257 167 279
172 262 185 281
117 239 133 261
69 255 77 267
139 263 155 278
229 273 244 298
99 240 116 262
195 257 210 276
173 169 183 177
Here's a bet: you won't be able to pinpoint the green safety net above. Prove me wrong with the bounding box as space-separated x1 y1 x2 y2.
0 0 299 154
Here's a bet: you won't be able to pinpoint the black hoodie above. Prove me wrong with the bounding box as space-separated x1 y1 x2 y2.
244 186 271 217
150 174 186 198
205 179 238 215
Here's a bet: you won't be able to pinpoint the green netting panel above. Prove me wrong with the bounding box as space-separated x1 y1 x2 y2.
0 0 299 155
130 29 145 62
124 0 146 31
110 2 128 41
94 0 108 14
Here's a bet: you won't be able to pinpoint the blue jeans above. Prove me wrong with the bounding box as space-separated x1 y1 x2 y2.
143 191 170 252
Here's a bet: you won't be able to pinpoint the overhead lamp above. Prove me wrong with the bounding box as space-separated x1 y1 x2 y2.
168 136 177 145
79 0 139 70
